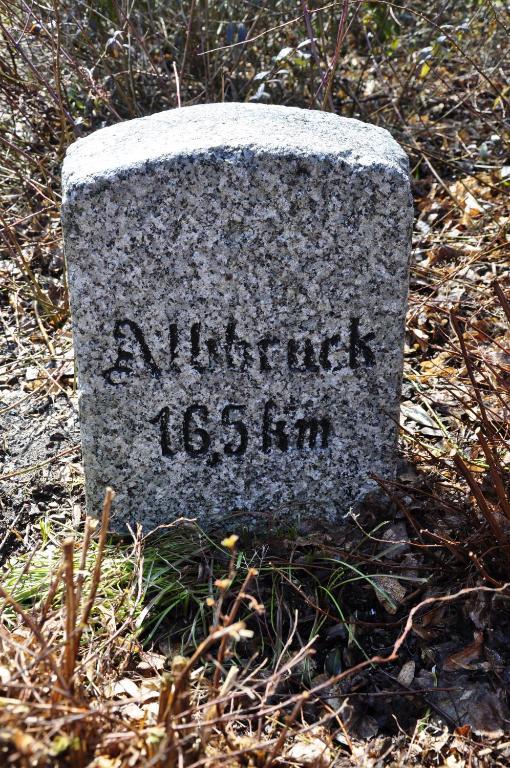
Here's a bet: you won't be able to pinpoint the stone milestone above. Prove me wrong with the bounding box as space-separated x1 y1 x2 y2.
62 103 413 531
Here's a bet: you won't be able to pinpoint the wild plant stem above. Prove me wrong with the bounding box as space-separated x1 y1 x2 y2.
321 0 349 110
62 537 76 687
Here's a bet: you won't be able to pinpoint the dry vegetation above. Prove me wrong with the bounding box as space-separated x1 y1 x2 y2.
0 0 509 765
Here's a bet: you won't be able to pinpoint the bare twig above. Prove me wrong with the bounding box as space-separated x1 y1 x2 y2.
321 0 349 109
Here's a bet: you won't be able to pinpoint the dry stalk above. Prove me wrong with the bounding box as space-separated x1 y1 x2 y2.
452 453 510 566
494 280 510 324
163 655 193 768
156 621 254 766
321 0 349 109
180 0 197 81
0 584 70 695
62 537 77 688
75 516 98 610
449 293 510 571
39 560 65 627
478 432 510 522
157 672 172 724
450 311 496 437
75 487 114 647
212 567 259 694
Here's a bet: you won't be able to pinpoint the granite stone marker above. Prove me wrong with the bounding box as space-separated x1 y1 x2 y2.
62 103 413 530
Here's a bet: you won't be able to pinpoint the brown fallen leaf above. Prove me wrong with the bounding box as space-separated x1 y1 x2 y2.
104 677 140 699
397 659 416 687
119 702 146 721
286 730 332 768
136 650 166 677
412 603 447 640
373 575 406 615
443 631 484 672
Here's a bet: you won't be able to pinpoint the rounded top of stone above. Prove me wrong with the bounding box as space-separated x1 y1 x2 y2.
62 103 408 194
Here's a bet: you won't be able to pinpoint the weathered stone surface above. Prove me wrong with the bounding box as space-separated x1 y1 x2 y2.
62 103 413 531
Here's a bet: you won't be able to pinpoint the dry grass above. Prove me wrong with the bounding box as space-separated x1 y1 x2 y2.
2 490 510 766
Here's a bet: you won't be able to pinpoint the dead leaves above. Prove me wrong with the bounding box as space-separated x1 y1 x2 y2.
372 575 407 615
414 670 510 738
401 401 444 438
442 631 484 672
419 351 458 381
412 603 448 641
397 659 416 687
285 728 332 767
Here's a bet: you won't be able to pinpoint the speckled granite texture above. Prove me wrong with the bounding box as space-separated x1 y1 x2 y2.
62 103 413 532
